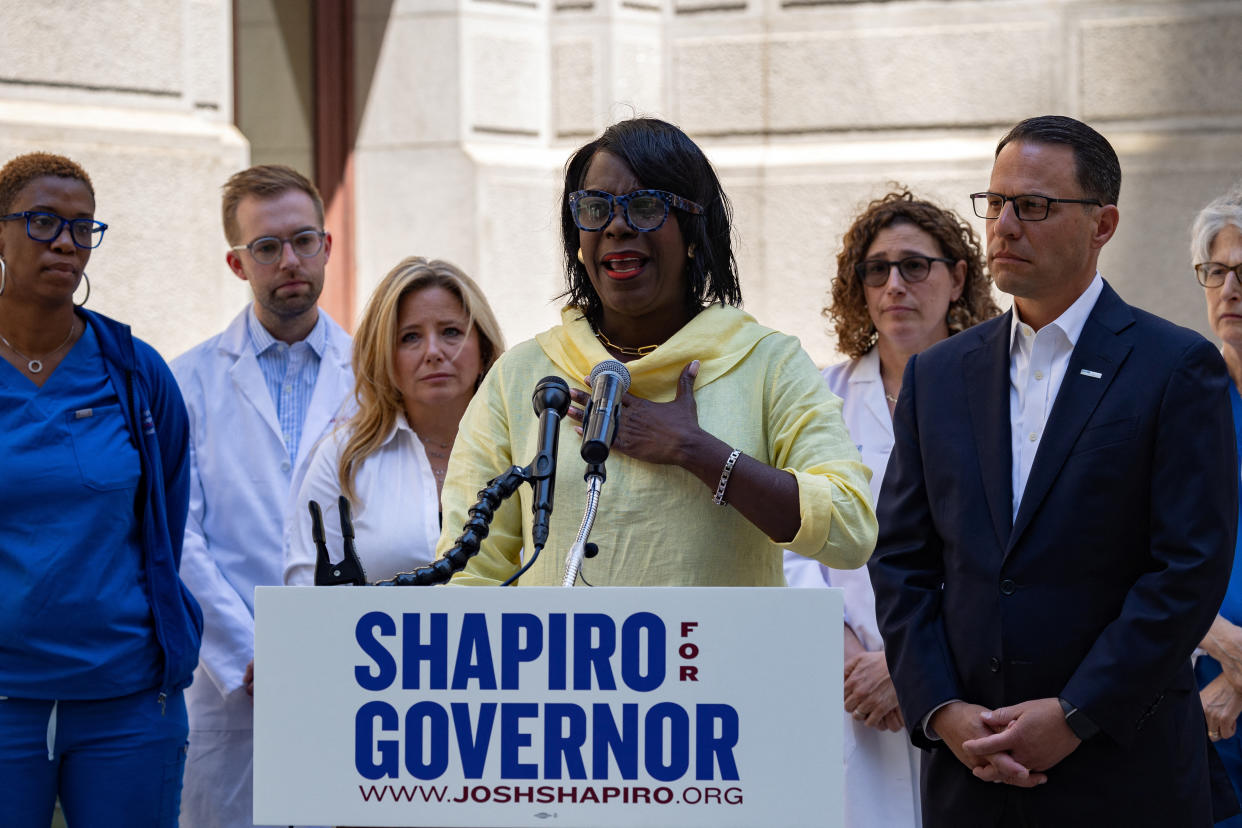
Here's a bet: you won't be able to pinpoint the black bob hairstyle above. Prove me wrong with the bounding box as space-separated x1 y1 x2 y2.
559 118 741 329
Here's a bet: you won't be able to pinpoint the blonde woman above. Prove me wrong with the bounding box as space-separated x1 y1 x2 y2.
284 256 504 584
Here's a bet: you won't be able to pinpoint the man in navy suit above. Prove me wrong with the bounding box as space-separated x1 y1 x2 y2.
868 115 1239 826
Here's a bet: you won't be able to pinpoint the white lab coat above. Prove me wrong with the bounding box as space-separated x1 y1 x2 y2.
784 348 921 828
173 306 352 828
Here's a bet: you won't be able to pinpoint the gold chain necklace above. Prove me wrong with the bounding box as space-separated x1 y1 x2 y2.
0 317 78 374
595 328 659 357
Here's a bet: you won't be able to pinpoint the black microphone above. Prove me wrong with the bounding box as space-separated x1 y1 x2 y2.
530 376 571 551
580 360 631 465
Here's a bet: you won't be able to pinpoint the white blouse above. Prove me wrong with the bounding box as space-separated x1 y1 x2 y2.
284 413 440 585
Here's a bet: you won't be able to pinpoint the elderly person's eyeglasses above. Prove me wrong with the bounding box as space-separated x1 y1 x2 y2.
855 256 955 288
970 192 1102 222
0 211 108 249
1195 262 1242 288
232 230 327 265
569 189 704 233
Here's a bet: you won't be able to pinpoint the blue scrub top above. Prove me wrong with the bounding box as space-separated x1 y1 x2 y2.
0 324 162 699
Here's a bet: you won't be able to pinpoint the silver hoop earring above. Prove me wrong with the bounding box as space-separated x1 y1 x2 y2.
74 272 90 307
0 257 6 296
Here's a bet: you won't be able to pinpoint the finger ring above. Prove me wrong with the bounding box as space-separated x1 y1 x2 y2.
1211 730 1221 739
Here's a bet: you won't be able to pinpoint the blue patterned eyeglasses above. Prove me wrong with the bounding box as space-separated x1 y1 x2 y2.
569 189 704 233
0 211 108 249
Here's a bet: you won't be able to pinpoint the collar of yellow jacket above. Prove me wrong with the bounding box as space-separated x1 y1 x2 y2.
534 304 777 402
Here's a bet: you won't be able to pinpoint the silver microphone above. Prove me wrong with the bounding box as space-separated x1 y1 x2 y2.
580 360 631 465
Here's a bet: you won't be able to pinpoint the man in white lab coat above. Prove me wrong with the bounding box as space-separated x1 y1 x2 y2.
173 165 352 828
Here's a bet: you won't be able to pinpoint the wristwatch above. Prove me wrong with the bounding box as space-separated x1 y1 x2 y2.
1059 697 1100 741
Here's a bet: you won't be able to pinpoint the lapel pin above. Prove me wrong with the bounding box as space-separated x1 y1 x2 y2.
1080 369 1102 379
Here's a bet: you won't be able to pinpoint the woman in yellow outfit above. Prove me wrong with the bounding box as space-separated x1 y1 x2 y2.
439 118 876 586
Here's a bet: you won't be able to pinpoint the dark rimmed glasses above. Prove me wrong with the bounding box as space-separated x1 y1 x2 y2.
569 189 704 233
1195 262 1242 288
855 256 955 287
0 211 108 249
232 229 327 265
970 192 1102 222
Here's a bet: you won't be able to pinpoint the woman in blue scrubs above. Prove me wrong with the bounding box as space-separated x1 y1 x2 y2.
0 152 202 827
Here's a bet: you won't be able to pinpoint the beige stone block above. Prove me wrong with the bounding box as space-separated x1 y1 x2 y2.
1 1 183 98
187 0 231 117
673 37 766 134
355 14 463 147
236 9 314 157
554 39 597 139
1081 11 1242 120
466 33 545 136
611 37 664 118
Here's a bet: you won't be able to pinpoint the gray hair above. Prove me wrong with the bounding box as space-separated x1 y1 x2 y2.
1192 183 1242 265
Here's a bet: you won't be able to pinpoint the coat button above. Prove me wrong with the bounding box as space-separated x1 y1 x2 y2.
989 657 1001 672
1000 579 1016 595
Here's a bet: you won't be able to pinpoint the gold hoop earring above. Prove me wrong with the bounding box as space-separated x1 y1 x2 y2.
687 243 696 259
74 272 90 307
576 248 585 265
0 256 6 296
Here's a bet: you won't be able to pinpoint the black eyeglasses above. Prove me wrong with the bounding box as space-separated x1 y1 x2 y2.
569 189 704 233
0 211 108 249
231 230 327 265
1195 262 1242 288
855 256 955 287
971 192 1102 222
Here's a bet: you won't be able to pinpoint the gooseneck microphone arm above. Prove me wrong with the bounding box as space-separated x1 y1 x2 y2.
312 376 571 587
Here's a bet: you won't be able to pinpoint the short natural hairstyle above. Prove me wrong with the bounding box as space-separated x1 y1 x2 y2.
559 118 740 329
337 256 505 504
1191 183 1242 267
221 164 324 246
829 189 1001 360
996 115 1121 207
0 152 95 215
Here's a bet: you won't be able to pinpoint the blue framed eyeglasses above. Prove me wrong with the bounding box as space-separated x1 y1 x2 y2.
569 189 704 233
0 211 108 249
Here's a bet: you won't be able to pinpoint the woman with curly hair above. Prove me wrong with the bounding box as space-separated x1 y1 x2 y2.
0 151 201 827
786 189 1000 828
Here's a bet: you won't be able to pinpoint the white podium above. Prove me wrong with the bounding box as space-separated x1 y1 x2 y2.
254 586 843 827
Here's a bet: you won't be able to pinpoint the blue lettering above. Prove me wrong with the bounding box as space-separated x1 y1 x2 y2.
404 701 449 779
354 612 396 691
501 613 543 689
621 612 665 692
500 703 540 779
573 614 617 690
548 613 567 690
451 613 497 690
591 702 638 779
402 613 447 689
695 704 740 780
451 702 496 779
354 700 398 779
644 702 689 781
543 704 588 779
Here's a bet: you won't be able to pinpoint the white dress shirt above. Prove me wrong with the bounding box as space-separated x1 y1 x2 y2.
285 412 441 585
1009 272 1104 517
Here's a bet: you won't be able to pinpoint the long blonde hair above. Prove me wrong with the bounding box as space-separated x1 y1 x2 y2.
337 256 505 503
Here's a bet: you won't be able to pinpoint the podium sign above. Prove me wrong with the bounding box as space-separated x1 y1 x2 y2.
254 586 843 827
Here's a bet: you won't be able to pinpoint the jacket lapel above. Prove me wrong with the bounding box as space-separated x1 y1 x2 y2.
1008 284 1134 550
964 314 1015 551
220 309 285 450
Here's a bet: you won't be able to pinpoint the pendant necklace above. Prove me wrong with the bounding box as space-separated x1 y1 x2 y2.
0 317 78 374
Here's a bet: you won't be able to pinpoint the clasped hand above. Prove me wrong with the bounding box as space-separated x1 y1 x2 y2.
934 698 1081 788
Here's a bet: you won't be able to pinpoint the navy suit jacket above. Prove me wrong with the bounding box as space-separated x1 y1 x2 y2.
869 282 1238 827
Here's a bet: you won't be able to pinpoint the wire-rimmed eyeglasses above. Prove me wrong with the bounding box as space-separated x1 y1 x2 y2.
855 256 955 287
1195 262 1242 288
569 189 704 233
231 230 327 265
0 211 108 249
970 192 1102 222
